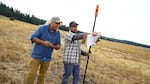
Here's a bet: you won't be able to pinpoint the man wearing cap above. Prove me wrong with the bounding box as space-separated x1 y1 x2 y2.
62 21 98 84
24 16 62 84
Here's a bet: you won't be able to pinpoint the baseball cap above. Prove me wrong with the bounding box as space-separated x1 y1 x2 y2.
50 16 62 23
69 21 79 27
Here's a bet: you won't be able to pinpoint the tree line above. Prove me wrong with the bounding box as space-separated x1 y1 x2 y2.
101 36 150 48
0 2 46 25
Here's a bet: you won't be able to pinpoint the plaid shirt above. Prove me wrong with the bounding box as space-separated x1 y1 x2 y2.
63 31 87 64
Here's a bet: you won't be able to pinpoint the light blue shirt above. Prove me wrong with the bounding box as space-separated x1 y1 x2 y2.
30 24 60 62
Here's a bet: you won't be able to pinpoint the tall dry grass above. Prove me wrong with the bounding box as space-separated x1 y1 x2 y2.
0 15 150 84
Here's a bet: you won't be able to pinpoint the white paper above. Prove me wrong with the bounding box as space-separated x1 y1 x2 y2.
85 34 100 48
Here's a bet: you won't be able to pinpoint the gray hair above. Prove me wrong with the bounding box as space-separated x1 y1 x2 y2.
45 16 62 25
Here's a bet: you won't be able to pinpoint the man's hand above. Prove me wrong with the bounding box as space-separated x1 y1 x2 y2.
52 45 60 50
86 52 90 56
43 41 60 50
32 38 52 47
43 41 52 47
32 38 60 49
92 32 100 36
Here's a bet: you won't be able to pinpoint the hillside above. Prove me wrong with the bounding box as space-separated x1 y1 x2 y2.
0 15 150 84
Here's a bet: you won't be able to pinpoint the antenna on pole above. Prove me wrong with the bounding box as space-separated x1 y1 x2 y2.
83 4 99 84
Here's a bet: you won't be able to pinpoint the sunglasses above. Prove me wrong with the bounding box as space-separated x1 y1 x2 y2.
55 22 61 25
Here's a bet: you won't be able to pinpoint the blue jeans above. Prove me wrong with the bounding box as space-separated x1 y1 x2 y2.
62 63 80 84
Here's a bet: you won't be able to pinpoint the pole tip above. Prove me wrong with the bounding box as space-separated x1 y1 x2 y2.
95 4 99 16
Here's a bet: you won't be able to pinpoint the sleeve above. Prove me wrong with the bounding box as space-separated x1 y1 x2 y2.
65 32 74 41
30 25 43 43
72 33 86 41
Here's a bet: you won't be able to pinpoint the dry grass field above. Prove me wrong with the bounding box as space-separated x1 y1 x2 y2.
0 15 150 84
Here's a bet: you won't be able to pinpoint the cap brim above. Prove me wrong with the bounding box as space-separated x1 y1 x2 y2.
55 21 63 23
72 23 78 26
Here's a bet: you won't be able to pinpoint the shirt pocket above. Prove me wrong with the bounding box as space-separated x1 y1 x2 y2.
49 36 58 44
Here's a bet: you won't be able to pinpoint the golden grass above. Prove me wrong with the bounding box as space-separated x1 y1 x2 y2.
98 40 150 57
0 15 150 84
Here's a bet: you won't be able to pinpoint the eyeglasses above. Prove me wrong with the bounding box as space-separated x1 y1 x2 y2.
55 22 61 25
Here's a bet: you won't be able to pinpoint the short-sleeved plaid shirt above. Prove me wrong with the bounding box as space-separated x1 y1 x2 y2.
63 31 82 64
